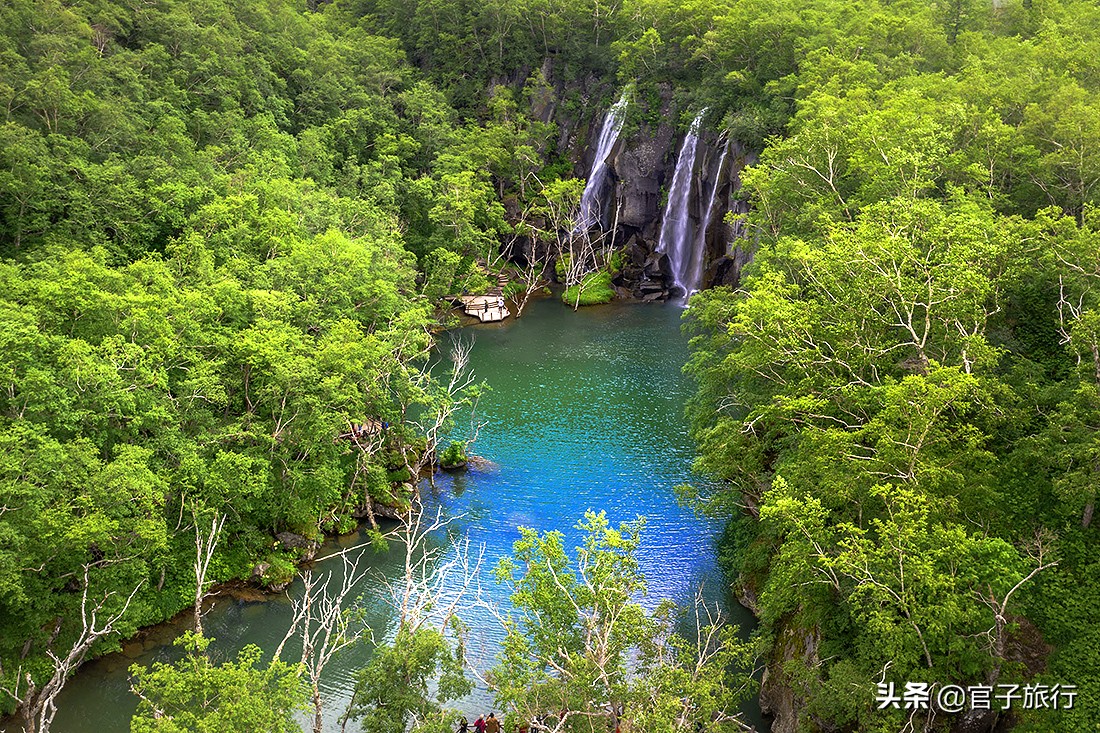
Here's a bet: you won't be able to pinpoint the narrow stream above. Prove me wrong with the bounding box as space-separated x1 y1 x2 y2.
47 297 760 732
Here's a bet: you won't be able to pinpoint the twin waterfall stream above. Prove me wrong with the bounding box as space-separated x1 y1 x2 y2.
656 110 705 299
581 96 730 302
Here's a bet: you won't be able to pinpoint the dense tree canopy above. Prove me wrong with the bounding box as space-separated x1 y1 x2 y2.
130 633 306 733
1 0 1098 730
0 0 524 722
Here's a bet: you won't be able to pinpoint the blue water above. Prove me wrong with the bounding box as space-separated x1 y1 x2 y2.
437 298 722 592
46 297 752 732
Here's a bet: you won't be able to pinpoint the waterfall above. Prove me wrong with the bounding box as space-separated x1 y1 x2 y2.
576 91 628 231
656 110 706 298
683 140 729 297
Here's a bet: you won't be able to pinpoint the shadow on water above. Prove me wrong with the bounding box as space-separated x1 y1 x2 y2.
44 297 766 733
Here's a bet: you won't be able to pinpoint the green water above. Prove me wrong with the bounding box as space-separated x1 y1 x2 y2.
46 297 759 732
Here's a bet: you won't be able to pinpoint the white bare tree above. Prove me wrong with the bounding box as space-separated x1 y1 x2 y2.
502 192 554 319
403 337 483 488
533 176 622 311
0 566 143 733
271 501 482 733
471 565 754 733
335 503 483 733
274 550 372 733
978 530 1058 687
642 590 758 733
192 508 226 637
509 233 552 319
388 505 483 634
347 418 395 530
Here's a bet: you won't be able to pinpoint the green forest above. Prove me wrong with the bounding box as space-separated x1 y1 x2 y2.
0 0 1098 731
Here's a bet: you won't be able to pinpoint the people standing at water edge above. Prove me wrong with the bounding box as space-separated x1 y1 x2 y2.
474 715 486 733
485 712 501 733
457 716 468 733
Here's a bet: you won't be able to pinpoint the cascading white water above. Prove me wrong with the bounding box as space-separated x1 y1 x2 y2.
656 110 706 298
682 140 729 298
576 91 628 231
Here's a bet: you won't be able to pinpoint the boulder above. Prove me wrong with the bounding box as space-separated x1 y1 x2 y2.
736 579 762 617
350 499 406 521
275 531 320 561
707 238 757 289
251 557 291 591
709 256 741 289
627 238 648 267
267 577 291 592
275 531 310 550
371 499 404 521
643 252 670 280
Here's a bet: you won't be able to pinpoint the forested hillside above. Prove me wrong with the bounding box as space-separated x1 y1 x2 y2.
0 0 1098 731
680 2 1100 732
0 0 532 724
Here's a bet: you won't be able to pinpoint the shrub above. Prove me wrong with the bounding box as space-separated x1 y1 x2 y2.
260 556 296 588
387 467 413 483
439 440 467 468
562 270 615 306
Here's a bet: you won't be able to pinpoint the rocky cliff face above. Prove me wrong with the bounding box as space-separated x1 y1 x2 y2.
609 125 756 299
759 616 821 733
705 140 758 290
511 65 757 300
555 82 756 300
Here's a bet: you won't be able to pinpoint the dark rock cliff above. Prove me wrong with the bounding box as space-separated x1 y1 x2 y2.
543 79 756 300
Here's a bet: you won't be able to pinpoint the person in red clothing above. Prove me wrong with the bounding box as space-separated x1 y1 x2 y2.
474 716 486 733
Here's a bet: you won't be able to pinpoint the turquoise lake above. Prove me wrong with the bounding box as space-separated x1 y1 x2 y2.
45 297 758 732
